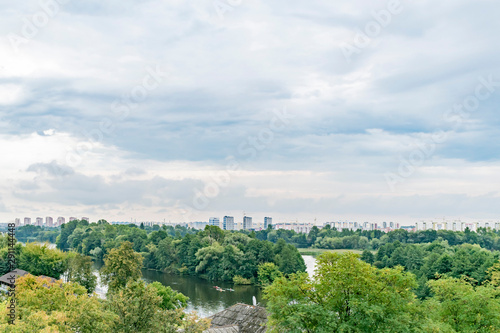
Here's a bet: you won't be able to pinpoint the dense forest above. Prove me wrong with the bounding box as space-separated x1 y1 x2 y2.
254 224 500 251
54 220 306 284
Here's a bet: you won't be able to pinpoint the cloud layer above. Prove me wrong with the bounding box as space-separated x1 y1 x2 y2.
1 0 500 224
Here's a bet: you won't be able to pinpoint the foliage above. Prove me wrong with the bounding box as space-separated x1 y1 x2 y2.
233 275 252 285
105 279 208 333
66 253 97 293
426 277 500 332
257 262 282 286
0 274 117 332
150 281 189 310
264 252 424 332
100 241 143 294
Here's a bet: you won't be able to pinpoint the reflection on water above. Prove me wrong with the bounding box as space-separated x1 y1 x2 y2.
302 255 317 277
142 269 264 317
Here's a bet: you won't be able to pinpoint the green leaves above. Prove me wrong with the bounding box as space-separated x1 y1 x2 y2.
265 252 424 333
100 241 143 294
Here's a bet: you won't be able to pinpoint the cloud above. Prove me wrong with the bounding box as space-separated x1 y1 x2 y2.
1 0 500 223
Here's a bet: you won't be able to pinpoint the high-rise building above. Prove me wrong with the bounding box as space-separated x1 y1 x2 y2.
69 217 78 222
389 222 394 228
243 216 253 230
382 221 387 229
223 216 234 230
264 217 272 229
36 217 43 226
15 218 20 227
24 217 31 225
209 217 220 228
57 217 65 226
46 217 53 227
82 217 89 222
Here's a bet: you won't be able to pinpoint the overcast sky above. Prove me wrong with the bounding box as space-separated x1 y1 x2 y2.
1 0 500 224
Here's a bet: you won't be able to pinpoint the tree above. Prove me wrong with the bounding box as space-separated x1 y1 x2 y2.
258 262 282 286
150 281 188 310
360 249 374 264
426 276 500 332
105 279 208 333
100 241 143 294
18 242 68 278
264 252 424 332
0 274 116 332
66 253 97 293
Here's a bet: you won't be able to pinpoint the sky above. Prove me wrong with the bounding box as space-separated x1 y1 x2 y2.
1 0 500 225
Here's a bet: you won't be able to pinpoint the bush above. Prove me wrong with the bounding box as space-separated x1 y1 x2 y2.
233 275 251 285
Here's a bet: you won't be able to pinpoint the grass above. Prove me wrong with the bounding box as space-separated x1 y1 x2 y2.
298 248 365 256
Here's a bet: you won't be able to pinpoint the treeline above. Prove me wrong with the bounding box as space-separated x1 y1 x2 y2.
56 220 306 284
0 235 67 279
265 252 500 332
11 225 59 244
360 240 500 299
254 224 500 251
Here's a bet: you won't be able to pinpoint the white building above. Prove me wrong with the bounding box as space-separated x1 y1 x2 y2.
57 217 65 226
24 217 31 225
274 222 314 234
209 217 220 228
69 217 78 222
223 216 234 230
36 217 43 226
82 217 89 222
15 218 20 227
243 216 253 230
264 217 272 229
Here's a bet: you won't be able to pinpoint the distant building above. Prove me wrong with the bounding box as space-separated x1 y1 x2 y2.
69 217 78 222
275 222 314 233
81 217 89 222
36 217 43 226
24 217 31 225
223 216 234 230
243 216 253 230
15 218 20 227
57 217 65 226
189 221 209 230
264 217 272 229
46 217 53 227
209 217 220 228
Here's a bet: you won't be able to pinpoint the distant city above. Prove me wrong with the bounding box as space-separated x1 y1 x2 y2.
8 216 500 233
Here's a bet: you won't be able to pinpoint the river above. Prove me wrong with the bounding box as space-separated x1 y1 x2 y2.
45 243 316 317
94 255 317 317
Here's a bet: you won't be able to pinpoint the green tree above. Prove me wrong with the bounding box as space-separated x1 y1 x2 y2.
66 253 97 293
100 241 143 294
258 262 282 286
0 274 117 332
427 276 500 332
265 252 424 332
150 281 189 310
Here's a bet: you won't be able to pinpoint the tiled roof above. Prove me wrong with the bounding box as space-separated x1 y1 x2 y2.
207 303 268 333
0 269 29 286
